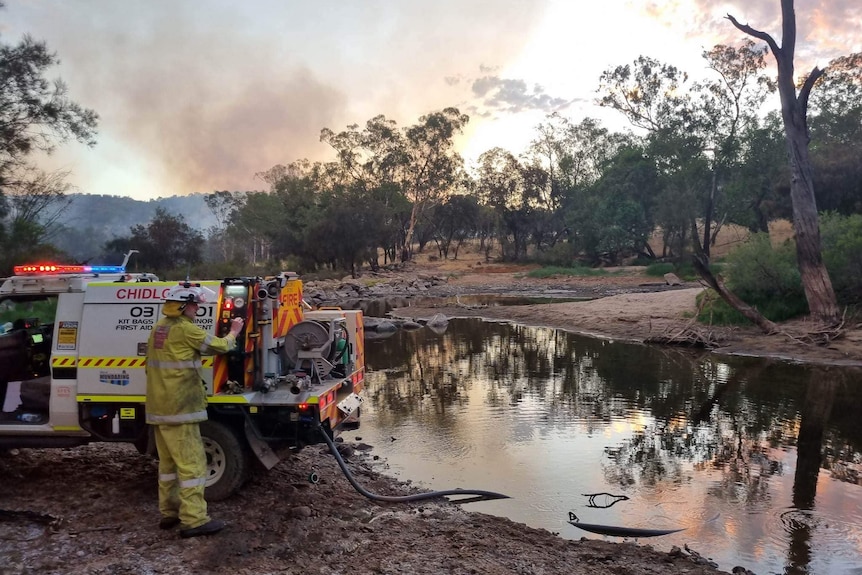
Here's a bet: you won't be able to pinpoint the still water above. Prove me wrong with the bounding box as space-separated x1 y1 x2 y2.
358 318 862 575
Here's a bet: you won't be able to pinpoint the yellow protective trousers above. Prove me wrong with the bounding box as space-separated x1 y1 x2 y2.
154 423 210 529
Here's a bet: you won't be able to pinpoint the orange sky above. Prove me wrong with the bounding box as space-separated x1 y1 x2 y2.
2 0 859 200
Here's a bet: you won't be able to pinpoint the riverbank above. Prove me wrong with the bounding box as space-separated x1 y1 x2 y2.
380 261 862 368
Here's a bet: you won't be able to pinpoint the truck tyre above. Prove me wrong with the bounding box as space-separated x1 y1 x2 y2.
200 420 248 501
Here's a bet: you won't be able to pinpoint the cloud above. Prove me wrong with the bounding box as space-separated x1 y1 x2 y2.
470 75 571 114
642 0 861 65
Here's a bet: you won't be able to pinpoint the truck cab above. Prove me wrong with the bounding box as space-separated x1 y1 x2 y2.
0 263 365 499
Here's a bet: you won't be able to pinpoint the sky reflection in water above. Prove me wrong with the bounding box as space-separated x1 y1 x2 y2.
359 318 862 575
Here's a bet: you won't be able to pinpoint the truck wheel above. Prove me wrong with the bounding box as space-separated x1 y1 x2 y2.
200 420 248 501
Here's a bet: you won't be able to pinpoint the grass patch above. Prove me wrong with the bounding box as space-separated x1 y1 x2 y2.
526 266 610 279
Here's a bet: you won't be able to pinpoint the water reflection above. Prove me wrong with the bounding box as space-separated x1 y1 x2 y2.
361 318 862 575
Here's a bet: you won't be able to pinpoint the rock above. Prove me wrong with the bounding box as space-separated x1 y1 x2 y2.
663 272 682 286
427 313 449 327
374 321 397 333
291 506 313 518
401 321 422 330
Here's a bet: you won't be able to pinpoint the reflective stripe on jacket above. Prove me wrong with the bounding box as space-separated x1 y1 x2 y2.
145 315 236 425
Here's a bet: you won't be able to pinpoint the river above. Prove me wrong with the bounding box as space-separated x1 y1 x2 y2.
357 317 862 575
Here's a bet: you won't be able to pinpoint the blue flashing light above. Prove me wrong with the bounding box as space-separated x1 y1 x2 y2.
14 264 126 275
88 265 126 274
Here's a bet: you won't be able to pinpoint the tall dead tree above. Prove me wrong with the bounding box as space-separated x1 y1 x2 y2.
728 0 840 324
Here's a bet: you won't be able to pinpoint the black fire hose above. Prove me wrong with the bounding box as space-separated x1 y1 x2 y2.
317 424 510 504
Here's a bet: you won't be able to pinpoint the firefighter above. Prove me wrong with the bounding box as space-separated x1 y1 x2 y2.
145 283 244 538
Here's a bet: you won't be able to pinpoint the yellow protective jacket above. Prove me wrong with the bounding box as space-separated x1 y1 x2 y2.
145 314 236 425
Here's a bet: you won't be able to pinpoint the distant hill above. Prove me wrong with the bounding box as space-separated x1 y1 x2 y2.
52 193 224 263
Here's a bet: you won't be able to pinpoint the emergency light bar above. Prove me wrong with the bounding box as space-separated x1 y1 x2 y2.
14 264 126 275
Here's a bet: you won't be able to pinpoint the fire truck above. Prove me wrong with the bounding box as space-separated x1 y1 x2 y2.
0 262 364 500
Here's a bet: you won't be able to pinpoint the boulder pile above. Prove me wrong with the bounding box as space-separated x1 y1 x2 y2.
303 274 449 307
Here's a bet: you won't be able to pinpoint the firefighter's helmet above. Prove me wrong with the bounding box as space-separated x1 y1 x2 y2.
165 283 216 304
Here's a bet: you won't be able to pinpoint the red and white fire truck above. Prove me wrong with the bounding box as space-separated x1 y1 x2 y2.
0 262 364 499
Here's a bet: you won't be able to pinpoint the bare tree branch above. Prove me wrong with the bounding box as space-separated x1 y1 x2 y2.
726 14 780 57
798 66 825 116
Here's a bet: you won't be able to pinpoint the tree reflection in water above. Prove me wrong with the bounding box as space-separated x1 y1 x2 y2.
364 318 862 575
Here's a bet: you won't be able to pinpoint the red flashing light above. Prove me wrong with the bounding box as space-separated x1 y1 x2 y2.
14 264 125 275
298 403 309 411
223 299 233 310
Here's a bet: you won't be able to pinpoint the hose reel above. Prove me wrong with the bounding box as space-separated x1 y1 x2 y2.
282 319 343 381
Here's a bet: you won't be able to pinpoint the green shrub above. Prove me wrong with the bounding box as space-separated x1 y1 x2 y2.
697 233 808 324
726 234 803 299
696 214 862 324
820 212 862 305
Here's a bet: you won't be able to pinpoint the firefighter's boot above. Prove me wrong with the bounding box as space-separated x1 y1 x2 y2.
159 516 181 529
180 519 225 538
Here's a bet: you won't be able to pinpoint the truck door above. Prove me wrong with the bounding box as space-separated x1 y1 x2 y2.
0 294 57 424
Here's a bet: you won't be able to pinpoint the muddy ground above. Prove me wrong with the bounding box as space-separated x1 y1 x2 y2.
1 442 735 575
4 260 858 575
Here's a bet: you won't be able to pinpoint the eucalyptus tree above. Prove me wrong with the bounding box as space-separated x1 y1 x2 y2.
728 0 840 323
808 53 862 148
525 115 632 254
321 108 469 262
105 207 203 274
361 181 411 268
597 56 703 259
474 147 531 261
693 41 776 255
227 191 286 266
204 190 245 262
423 194 481 260
304 182 389 278
320 115 405 191
0 3 98 274
586 145 661 263
598 43 774 260
807 53 862 215
722 112 789 233
0 29 97 188
599 48 784 333
3 167 72 243
399 108 469 261
259 160 326 263
524 113 570 250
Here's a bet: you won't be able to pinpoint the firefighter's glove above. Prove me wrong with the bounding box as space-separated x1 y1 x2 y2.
229 317 244 337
